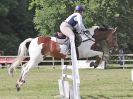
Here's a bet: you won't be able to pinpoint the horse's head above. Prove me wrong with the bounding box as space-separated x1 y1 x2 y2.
93 26 118 52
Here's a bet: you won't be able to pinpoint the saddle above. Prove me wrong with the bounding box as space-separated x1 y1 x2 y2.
72 29 82 47
54 32 68 45
54 31 82 59
54 31 82 48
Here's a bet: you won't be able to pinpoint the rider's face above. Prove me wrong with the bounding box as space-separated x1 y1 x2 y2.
80 11 84 16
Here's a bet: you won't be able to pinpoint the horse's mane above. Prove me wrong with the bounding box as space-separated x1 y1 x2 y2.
96 25 112 31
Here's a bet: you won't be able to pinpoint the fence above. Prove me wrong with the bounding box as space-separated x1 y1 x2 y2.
0 56 71 68
0 54 133 68
109 54 133 63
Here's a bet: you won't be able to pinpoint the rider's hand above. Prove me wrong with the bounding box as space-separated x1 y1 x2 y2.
83 29 90 33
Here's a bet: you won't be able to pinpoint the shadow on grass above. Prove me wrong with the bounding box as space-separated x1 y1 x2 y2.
81 95 133 99
81 95 112 99
107 66 133 69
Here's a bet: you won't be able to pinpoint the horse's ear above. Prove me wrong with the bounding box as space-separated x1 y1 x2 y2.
112 27 117 34
114 27 117 31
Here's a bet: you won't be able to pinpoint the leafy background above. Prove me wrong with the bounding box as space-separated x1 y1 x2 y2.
0 0 132 55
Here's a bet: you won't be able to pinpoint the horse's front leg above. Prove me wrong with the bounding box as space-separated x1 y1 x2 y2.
90 55 103 68
86 50 103 68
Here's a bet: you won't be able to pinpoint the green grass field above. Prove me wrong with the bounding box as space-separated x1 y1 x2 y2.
0 65 133 99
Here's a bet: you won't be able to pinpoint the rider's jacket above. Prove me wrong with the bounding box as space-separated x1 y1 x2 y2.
65 13 86 33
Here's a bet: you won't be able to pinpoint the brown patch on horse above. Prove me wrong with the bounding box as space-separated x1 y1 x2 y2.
38 36 66 59
93 28 112 40
91 43 97 50
91 28 112 50
38 36 51 55
49 40 66 59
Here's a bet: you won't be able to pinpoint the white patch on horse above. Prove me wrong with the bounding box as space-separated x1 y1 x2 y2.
51 37 57 42
78 38 96 58
29 37 43 60
88 26 99 36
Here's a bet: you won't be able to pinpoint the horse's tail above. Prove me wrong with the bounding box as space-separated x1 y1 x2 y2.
8 38 33 76
17 38 33 57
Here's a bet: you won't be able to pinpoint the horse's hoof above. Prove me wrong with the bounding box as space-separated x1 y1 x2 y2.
90 62 95 67
90 62 98 68
22 80 26 83
94 64 98 68
16 84 20 92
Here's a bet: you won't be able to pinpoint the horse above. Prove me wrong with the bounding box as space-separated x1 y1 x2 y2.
8 26 118 91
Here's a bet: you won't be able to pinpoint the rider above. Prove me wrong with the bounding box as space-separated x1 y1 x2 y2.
60 5 86 46
60 5 87 70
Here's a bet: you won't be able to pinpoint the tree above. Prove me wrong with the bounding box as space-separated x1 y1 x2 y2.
90 0 133 52
0 0 37 55
29 0 133 52
29 0 77 35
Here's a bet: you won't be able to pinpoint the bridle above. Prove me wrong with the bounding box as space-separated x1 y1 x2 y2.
79 31 95 43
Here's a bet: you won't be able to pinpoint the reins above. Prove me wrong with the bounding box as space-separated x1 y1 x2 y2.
80 31 95 43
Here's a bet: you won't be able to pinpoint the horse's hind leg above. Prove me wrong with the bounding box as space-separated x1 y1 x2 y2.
16 59 39 91
8 60 22 76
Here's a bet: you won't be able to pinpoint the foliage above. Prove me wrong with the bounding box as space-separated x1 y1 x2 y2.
0 0 132 54
29 0 76 35
0 32 19 54
0 0 18 17
29 0 133 52
92 0 133 51
0 0 37 55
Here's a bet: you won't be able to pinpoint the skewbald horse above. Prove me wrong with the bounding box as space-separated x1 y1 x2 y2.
8 26 118 91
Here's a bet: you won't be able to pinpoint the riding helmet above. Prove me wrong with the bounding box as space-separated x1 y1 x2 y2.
75 5 85 12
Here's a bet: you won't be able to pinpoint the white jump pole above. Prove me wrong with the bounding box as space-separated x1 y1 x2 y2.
70 39 80 99
58 39 80 99
131 69 133 81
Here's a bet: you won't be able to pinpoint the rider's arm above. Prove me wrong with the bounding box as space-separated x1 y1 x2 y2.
76 14 86 32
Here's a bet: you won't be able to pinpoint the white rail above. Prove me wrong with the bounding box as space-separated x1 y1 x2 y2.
0 54 133 66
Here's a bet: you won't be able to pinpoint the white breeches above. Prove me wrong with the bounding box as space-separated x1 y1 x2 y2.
60 22 75 41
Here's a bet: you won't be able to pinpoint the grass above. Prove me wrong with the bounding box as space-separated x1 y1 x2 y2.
0 65 133 99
